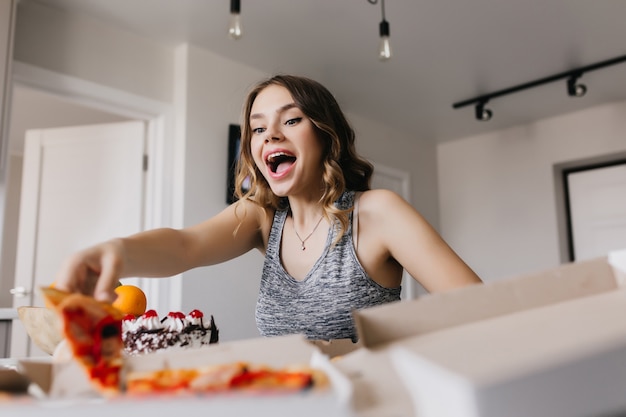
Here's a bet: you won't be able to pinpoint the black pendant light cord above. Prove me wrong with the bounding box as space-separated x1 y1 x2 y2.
368 0 386 20
453 54 626 121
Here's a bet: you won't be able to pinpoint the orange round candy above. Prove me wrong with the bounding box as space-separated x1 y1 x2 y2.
112 284 147 317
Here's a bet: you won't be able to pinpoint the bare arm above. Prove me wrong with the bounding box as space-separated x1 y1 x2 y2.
361 189 482 292
55 199 266 302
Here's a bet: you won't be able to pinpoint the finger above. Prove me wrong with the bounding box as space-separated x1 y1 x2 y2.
53 256 83 293
93 252 120 303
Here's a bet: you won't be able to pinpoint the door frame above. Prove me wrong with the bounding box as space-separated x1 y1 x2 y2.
9 61 183 313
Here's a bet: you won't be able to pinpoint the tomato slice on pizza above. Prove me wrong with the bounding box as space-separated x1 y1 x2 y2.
229 367 315 390
126 362 327 395
42 286 124 395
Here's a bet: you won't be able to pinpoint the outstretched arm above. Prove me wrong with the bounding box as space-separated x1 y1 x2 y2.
54 199 266 302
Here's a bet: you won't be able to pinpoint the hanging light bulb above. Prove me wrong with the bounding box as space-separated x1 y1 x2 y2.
228 0 242 40
369 0 392 61
379 19 392 61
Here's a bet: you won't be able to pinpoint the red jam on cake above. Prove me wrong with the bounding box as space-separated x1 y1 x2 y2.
122 309 218 355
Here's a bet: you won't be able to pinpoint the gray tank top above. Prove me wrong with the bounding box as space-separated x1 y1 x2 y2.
255 191 402 341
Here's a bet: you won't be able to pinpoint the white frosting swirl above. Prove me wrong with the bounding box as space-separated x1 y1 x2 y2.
163 314 187 332
138 315 163 331
186 314 204 327
122 317 138 332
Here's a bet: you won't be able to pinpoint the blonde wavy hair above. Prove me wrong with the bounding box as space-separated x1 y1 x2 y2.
234 74 373 241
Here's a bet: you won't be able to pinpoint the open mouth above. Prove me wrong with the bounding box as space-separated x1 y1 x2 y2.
266 152 296 174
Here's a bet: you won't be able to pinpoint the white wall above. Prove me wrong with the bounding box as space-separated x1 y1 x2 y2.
11 4 438 341
438 101 626 282
14 1 174 104
349 112 440 228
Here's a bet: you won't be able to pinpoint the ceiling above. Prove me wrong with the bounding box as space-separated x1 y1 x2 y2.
25 0 626 144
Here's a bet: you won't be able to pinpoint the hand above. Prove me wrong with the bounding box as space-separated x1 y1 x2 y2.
54 239 125 303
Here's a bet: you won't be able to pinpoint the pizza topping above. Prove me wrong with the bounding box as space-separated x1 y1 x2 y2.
126 362 327 395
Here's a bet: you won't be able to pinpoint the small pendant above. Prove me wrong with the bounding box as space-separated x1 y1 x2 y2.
301 244 306 251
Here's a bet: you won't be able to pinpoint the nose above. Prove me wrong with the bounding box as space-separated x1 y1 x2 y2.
264 129 282 143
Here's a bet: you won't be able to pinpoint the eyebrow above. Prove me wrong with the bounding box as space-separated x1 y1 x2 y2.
250 102 298 120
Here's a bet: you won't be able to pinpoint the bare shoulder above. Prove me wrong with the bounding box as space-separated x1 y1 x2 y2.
357 188 434 243
228 199 273 231
358 189 414 217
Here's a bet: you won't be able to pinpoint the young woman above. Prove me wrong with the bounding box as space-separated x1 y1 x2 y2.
55 75 482 341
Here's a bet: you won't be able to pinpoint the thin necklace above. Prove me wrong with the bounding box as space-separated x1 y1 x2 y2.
293 215 324 251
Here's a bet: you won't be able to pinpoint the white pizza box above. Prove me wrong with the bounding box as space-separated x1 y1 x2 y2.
335 248 626 417
332 345 414 417
389 288 626 417
14 334 353 416
353 251 626 348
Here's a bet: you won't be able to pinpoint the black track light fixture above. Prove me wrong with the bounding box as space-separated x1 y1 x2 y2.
228 0 242 40
567 73 587 97
453 54 626 122
475 100 493 121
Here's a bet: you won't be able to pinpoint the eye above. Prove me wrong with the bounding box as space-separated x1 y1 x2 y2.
285 117 302 126
252 127 266 135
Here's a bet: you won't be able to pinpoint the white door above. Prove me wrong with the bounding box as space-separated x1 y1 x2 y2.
567 162 626 261
371 163 424 300
10 121 146 357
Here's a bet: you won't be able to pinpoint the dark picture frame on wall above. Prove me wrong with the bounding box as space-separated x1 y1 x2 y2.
226 124 247 204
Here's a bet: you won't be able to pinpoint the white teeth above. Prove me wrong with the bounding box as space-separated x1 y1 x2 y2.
266 152 289 163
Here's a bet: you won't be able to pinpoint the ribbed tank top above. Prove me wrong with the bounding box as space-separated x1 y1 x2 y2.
255 191 402 341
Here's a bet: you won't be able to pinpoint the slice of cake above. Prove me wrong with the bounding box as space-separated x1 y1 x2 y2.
122 309 219 355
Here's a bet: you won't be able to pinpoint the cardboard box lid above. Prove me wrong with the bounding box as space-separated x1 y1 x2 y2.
354 255 622 348
334 288 626 417
388 288 626 385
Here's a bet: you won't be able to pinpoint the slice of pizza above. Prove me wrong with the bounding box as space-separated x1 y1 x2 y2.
126 362 246 394
41 286 124 395
125 362 329 395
